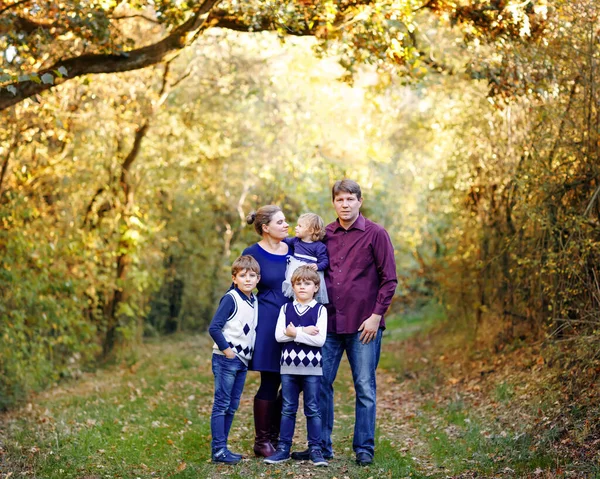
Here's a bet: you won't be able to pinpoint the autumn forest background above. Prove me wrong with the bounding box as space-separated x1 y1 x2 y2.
0 0 599 477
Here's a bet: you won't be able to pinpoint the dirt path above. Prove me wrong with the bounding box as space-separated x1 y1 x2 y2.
0 335 596 478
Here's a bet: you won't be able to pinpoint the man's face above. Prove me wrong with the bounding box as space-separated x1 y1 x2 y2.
333 192 362 224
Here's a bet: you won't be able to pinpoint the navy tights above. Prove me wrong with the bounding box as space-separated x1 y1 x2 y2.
255 371 281 401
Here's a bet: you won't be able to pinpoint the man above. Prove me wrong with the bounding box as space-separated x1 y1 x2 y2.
292 179 397 466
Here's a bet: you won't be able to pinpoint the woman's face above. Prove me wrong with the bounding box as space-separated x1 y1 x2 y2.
263 211 289 241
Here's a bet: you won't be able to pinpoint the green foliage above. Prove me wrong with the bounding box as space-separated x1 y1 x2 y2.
0 0 598 420
424 1 600 358
0 197 99 409
1 0 547 109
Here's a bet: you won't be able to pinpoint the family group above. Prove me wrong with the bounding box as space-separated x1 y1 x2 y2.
208 180 398 467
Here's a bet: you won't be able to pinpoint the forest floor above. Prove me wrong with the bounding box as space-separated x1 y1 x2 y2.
0 306 598 479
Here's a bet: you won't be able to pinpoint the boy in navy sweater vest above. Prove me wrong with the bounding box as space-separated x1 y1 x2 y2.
264 266 328 466
208 255 260 464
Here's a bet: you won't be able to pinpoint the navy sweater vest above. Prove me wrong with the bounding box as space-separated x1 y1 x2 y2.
280 303 323 375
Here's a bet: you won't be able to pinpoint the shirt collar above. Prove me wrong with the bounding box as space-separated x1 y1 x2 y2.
293 299 318 308
233 286 255 305
332 214 366 232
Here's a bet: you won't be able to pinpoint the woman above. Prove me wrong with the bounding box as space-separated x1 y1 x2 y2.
243 205 292 457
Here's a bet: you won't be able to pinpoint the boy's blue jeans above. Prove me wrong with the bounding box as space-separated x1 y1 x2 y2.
279 374 322 450
211 353 247 452
320 329 382 458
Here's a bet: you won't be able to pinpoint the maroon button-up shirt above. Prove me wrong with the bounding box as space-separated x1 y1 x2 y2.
323 214 398 334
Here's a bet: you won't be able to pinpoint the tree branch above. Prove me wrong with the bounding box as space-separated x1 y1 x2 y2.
407 28 454 74
0 0 222 112
0 124 22 195
0 0 31 16
584 182 600 217
206 8 316 36
0 14 51 34
111 13 161 25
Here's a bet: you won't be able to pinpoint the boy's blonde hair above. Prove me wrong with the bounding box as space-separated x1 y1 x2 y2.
231 255 261 276
298 213 326 241
291 265 320 288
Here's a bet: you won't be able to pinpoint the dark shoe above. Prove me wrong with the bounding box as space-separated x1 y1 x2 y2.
291 448 333 460
309 448 328 467
356 451 373 466
228 450 243 460
253 397 276 457
263 447 290 464
212 448 241 464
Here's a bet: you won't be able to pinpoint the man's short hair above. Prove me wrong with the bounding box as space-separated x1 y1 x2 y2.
332 179 362 201
231 255 261 276
291 265 320 288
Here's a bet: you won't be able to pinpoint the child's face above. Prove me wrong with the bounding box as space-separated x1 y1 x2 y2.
232 269 260 297
292 279 319 303
294 220 312 240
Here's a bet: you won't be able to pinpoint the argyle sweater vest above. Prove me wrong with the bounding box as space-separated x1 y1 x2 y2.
212 290 257 364
280 303 323 376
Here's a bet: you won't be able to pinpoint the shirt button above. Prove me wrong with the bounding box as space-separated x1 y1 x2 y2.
338 270 341 272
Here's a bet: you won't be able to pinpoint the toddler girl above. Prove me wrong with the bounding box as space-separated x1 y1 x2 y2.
283 213 329 304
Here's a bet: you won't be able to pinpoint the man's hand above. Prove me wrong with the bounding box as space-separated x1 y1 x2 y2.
358 314 381 344
285 322 297 338
308 263 318 271
303 325 319 336
223 348 236 359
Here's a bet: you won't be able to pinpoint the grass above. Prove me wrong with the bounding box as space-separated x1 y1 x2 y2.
383 301 446 343
413 398 556 476
0 335 421 479
0 303 590 478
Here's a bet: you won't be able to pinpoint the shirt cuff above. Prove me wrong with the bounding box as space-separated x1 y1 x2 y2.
373 303 389 316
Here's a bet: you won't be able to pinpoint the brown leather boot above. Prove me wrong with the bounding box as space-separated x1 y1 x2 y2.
269 393 282 449
253 397 276 457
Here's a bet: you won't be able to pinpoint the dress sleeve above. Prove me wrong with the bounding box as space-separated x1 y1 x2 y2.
283 237 296 255
208 294 236 351
314 241 329 271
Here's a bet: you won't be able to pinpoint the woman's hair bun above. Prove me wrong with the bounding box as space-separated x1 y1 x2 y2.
246 212 257 224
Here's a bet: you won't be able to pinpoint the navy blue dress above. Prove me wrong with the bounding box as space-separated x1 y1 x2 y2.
242 243 292 372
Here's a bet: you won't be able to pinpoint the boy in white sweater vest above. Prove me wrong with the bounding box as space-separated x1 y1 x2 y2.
208 255 260 464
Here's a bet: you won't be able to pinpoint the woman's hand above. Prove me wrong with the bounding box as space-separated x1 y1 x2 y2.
308 263 318 271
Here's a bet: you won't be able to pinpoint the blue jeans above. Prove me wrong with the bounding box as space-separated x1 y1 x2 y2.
279 374 322 450
320 329 382 457
211 354 247 452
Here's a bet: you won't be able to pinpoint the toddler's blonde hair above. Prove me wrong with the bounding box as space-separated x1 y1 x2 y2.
298 213 325 241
